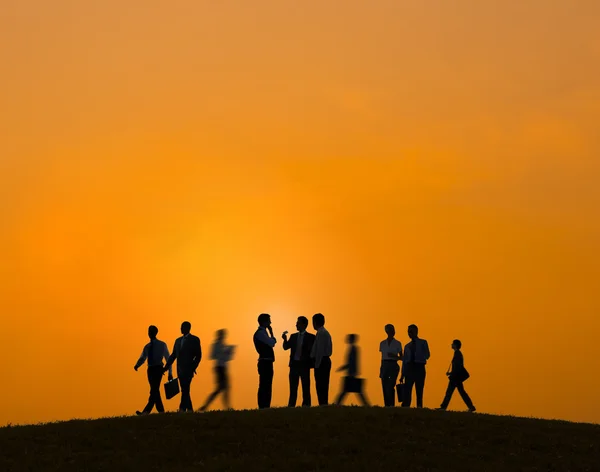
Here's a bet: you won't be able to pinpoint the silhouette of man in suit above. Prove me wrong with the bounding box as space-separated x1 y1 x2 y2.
253 313 277 409
282 316 316 407
134 325 172 415
401 324 430 408
164 321 202 412
310 313 333 406
335 334 370 406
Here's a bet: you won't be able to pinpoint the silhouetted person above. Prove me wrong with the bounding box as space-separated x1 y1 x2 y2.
164 321 202 412
437 339 476 412
310 313 333 406
282 316 316 407
401 324 430 408
199 329 235 411
254 313 277 409
335 334 370 406
379 324 403 407
134 325 173 415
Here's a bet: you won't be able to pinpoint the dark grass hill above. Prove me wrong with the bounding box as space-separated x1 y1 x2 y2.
1 406 599 471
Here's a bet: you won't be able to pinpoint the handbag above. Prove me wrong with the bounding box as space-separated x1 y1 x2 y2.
395 382 405 403
164 377 180 400
447 361 470 383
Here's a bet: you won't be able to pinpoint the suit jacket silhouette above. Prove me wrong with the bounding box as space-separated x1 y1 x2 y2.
283 332 316 367
166 334 202 376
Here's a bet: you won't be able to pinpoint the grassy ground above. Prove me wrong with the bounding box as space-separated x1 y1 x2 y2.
1 407 599 471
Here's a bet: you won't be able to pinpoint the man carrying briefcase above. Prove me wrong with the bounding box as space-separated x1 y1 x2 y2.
134 325 173 415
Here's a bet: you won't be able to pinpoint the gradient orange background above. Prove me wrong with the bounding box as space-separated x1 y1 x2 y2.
1 1 599 426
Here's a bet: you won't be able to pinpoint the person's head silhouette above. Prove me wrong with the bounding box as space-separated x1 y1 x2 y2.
216 329 227 341
312 313 325 330
452 339 462 350
385 324 395 338
148 325 158 339
258 313 271 328
346 333 357 345
408 324 419 340
296 316 309 332
181 321 192 335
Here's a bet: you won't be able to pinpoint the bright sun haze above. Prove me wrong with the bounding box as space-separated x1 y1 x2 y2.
1 1 599 425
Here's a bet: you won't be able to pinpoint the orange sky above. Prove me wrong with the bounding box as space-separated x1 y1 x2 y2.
1 1 599 425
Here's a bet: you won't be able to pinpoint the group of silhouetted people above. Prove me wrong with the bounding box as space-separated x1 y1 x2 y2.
133 314 476 415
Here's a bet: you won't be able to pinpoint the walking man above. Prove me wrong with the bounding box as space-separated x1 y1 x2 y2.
282 316 315 407
164 321 202 412
437 339 476 412
401 324 430 408
254 313 277 409
134 325 172 415
311 313 333 406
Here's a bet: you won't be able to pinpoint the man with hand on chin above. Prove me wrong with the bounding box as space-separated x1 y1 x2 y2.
254 313 277 409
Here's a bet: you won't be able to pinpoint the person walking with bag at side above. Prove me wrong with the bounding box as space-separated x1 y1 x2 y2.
437 339 476 412
379 324 402 407
401 324 430 408
335 334 370 406
254 313 277 409
310 313 333 406
282 316 315 407
164 321 202 412
134 325 173 415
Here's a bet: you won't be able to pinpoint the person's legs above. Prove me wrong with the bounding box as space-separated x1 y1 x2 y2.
381 363 399 407
221 366 231 409
456 382 475 410
258 360 274 409
415 364 426 408
402 370 415 408
300 365 312 407
179 373 193 411
335 389 347 405
200 367 223 411
440 379 456 409
143 366 163 413
320 357 331 405
358 391 370 406
288 363 300 407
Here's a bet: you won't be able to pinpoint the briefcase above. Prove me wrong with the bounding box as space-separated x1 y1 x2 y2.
164 378 180 400
343 376 363 393
396 383 405 403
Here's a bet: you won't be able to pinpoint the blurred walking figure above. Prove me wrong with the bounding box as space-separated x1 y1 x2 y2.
437 339 476 412
254 313 277 409
311 313 333 406
401 324 430 408
199 329 236 411
134 325 173 415
283 316 316 407
164 321 202 412
379 324 403 407
335 334 370 406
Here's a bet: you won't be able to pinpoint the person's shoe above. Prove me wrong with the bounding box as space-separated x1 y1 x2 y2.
135 410 148 416
468 406 476 412
198 405 207 412
436 407 447 411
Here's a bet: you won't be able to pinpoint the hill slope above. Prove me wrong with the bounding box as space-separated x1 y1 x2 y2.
1 407 599 471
